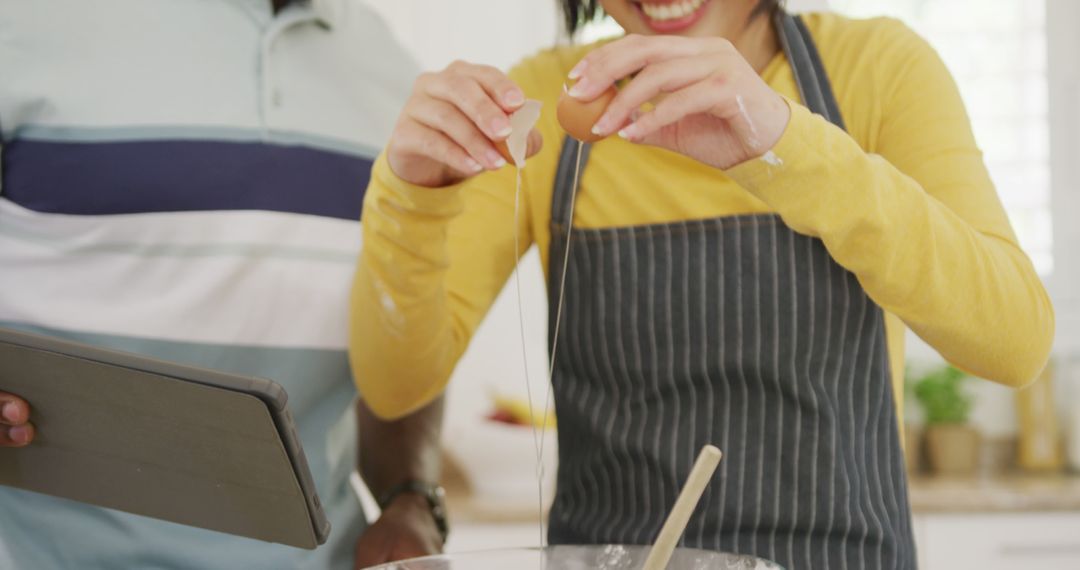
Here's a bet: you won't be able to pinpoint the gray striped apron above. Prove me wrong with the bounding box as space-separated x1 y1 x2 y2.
545 12 917 570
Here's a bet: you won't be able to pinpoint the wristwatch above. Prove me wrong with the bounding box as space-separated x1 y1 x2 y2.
377 480 449 543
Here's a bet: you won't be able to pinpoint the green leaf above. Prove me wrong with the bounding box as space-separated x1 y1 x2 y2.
912 365 972 424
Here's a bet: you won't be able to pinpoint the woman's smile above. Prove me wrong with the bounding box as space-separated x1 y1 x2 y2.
630 0 713 34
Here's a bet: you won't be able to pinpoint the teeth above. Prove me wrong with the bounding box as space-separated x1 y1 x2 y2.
640 0 706 22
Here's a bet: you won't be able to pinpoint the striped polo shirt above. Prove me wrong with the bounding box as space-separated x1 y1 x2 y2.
0 0 416 568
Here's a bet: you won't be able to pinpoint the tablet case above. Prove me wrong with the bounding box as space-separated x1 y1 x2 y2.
0 327 331 549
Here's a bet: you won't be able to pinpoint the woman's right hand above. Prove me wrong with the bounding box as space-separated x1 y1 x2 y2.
387 61 542 188
0 391 34 447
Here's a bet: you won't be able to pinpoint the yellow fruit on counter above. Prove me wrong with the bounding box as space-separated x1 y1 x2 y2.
492 395 557 430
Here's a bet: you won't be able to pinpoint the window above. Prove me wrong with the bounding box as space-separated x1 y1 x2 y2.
830 0 1053 274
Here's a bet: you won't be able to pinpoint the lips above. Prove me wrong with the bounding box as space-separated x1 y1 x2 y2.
632 0 712 34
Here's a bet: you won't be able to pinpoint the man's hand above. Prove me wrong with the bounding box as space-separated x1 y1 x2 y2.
354 494 444 569
0 391 34 447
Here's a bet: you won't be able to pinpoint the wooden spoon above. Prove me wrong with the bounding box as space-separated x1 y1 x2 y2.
641 445 723 570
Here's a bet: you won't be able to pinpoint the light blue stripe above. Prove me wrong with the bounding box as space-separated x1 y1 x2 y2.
0 223 357 264
6 124 381 159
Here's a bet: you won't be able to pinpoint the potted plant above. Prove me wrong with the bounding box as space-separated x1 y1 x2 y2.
914 365 980 476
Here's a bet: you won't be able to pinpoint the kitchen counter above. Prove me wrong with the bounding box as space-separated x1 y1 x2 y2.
447 473 1080 523
908 473 1080 513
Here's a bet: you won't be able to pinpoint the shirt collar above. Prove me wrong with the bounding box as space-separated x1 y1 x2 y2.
271 0 336 28
309 0 338 28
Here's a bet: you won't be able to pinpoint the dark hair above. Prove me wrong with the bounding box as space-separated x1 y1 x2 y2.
559 0 784 35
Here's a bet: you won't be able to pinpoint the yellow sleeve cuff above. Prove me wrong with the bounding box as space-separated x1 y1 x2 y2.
724 101 837 201
368 153 467 217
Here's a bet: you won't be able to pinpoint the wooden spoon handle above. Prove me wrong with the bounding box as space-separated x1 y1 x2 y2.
641 445 723 570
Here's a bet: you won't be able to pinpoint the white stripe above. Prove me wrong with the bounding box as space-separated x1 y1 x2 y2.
732 221 747 551
566 250 600 533
556 247 583 525
0 210 359 349
662 224 680 545
610 228 638 541
869 328 891 568
768 219 783 563
802 238 821 569
591 235 627 541
575 242 613 542
858 311 887 568
879 329 904 569
751 221 765 554
836 272 855 570
783 230 800 565
695 219 715 549
820 245 846 570
557 248 581 523
714 219 731 552
679 223 696 546
846 291 871 569
0 199 360 254
646 226 665 542
627 225 653 543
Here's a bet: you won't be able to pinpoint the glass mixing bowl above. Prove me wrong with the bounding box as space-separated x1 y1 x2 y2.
365 545 784 570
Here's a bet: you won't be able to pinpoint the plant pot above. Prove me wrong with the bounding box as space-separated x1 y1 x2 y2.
903 423 923 475
925 423 981 476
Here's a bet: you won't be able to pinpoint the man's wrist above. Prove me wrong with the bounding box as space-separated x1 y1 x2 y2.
377 480 449 543
384 491 429 513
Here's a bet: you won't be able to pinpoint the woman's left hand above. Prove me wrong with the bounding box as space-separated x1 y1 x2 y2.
569 34 791 170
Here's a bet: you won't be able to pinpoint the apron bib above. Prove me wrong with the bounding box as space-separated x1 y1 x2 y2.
544 12 917 570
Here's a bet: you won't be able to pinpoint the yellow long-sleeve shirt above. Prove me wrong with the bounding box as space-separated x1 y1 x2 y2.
351 13 1054 420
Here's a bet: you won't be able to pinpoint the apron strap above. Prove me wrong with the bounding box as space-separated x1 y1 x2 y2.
550 137 593 230
776 11 847 130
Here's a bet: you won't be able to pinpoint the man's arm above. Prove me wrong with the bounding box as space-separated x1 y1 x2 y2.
353 396 445 568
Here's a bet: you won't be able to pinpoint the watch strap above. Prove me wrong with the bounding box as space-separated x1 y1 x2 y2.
377 480 449 542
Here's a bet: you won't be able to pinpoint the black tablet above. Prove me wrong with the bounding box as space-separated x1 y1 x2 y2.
0 326 331 549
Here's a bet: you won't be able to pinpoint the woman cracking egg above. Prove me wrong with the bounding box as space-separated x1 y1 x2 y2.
351 1 1054 569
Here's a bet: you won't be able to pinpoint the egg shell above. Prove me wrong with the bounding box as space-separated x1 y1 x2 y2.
557 85 618 143
495 140 514 164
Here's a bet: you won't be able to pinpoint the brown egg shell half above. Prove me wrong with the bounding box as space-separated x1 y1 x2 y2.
557 85 618 143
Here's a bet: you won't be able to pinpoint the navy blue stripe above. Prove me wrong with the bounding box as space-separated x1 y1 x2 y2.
1 138 374 220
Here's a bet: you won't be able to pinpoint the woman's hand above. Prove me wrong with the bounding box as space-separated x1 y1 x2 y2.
387 61 543 188
568 34 791 170
0 391 34 447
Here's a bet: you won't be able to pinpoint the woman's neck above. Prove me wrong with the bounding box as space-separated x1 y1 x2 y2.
733 10 781 74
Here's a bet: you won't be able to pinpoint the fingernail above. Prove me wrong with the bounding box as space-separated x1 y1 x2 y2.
492 118 512 138
591 114 612 136
2 402 20 423
568 60 587 80
464 158 483 173
567 78 590 99
504 89 525 107
486 150 507 168
9 425 29 445
618 124 638 141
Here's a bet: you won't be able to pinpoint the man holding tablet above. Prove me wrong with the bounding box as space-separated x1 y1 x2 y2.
0 0 444 568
